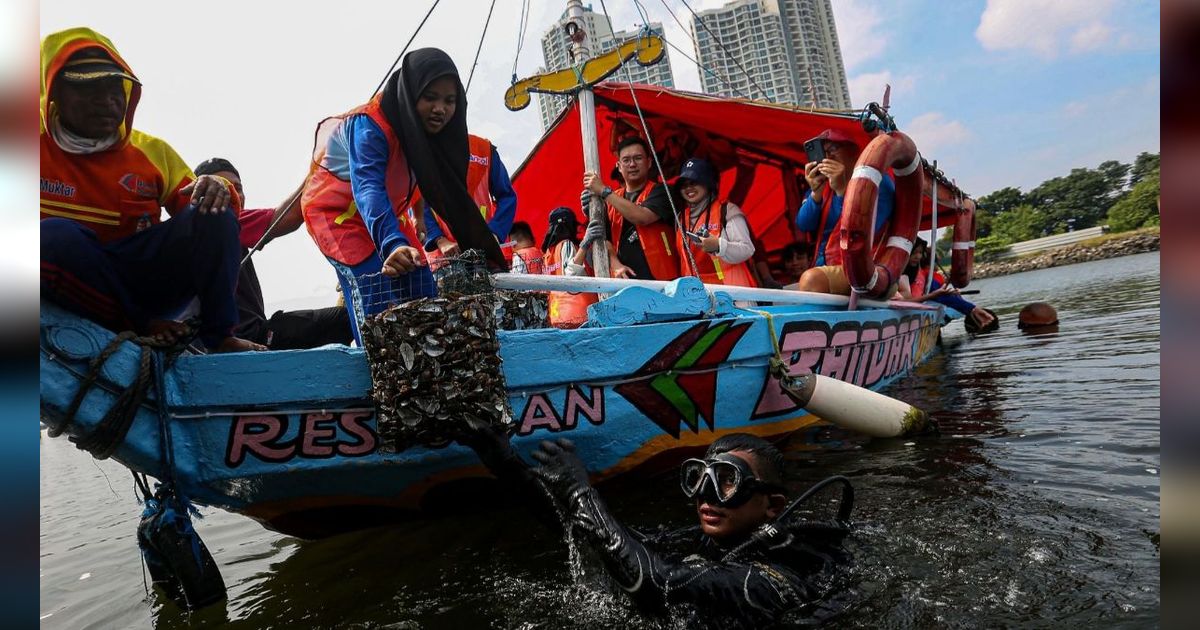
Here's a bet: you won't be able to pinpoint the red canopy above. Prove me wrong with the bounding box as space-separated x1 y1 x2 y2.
511 83 968 254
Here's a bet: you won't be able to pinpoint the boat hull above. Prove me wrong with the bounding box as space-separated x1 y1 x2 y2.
41 298 942 538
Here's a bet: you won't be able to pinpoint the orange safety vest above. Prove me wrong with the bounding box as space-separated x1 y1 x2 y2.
412 134 508 258
607 181 678 280
676 200 757 287
301 94 421 266
512 245 544 274
544 241 596 328
910 268 946 299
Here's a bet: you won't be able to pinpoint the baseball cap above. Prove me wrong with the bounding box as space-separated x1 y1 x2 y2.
58 48 139 84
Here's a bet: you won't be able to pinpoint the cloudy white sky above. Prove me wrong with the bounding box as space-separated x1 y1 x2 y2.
36 0 1160 311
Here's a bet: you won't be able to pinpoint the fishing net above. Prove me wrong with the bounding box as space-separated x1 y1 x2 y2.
356 250 537 451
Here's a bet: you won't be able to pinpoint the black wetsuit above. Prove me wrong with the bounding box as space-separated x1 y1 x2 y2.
465 433 851 628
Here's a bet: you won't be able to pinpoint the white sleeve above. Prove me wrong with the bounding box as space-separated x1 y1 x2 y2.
560 242 589 276
511 253 528 274
716 207 755 265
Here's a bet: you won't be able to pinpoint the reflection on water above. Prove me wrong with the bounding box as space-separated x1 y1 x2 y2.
40 253 1160 628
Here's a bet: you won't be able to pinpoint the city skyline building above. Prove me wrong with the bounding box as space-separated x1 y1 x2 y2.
691 0 851 109
537 4 675 130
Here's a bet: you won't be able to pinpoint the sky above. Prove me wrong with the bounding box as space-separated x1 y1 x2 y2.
34 0 1160 311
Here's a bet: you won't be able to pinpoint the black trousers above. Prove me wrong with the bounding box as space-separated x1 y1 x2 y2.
250 306 353 350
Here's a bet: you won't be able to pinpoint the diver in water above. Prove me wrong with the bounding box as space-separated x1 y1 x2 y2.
462 430 853 627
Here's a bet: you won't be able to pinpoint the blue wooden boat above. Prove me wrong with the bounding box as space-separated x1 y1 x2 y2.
40 277 942 538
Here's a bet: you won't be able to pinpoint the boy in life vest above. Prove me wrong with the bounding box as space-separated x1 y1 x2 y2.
580 136 680 280
39 28 260 352
507 221 543 275
794 129 894 296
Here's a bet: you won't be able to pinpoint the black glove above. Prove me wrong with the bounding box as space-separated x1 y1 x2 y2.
531 438 591 503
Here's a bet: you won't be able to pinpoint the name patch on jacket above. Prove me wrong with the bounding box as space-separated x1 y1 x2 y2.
40 178 77 198
119 173 158 198
469 154 489 166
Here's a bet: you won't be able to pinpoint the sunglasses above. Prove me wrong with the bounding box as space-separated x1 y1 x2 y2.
680 453 782 507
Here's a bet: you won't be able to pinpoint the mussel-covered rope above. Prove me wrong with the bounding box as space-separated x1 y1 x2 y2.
51 325 195 460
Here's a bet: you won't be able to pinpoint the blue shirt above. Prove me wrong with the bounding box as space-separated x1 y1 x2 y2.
347 114 412 261
927 276 978 317
421 146 517 248
795 176 896 266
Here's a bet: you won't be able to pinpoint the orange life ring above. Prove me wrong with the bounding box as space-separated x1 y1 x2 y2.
950 196 975 288
839 132 924 298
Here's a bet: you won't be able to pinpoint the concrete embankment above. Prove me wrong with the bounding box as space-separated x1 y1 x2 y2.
972 228 1159 279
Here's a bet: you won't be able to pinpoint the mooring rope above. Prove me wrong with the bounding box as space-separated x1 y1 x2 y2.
51 325 196 460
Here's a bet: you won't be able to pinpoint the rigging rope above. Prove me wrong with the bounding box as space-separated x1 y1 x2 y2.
370 0 442 98
238 186 302 269
643 0 752 100
511 0 532 83
465 0 499 93
597 0 700 277
677 0 773 101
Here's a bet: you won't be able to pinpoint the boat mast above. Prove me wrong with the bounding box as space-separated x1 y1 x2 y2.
564 0 611 279
505 2 665 285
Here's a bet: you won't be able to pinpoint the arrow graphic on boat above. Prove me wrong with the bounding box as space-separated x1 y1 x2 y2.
614 321 751 438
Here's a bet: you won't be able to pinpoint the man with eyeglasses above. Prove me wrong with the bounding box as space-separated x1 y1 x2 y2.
794 128 895 295
460 429 852 626
576 136 680 281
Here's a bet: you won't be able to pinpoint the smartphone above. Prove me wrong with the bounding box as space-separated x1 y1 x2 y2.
803 137 825 163
684 230 704 243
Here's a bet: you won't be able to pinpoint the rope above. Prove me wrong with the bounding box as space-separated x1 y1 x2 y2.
370 0 442 98
510 0 532 84
52 325 196 460
238 186 302 269
465 0 498 93
596 0 700 278
677 0 773 101
652 0 748 99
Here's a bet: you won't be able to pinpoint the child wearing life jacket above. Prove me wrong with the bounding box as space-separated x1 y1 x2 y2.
672 157 757 287
541 207 597 328
508 221 543 274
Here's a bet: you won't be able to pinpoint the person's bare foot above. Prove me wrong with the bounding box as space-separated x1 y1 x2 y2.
145 319 191 345
214 336 267 353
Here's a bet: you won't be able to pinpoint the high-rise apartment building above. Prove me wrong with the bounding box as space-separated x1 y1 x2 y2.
537 5 675 130
692 0 851 109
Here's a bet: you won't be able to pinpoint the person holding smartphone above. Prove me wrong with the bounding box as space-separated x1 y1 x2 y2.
793 128 895 295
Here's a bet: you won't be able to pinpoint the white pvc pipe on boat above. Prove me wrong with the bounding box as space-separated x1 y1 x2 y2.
928 160 938 295
491 273 938 310
790 373 929 438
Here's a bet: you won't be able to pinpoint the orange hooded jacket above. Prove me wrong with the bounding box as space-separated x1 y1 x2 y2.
39 27 238 243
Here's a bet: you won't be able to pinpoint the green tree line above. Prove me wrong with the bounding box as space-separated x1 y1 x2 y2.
969 152 1159 261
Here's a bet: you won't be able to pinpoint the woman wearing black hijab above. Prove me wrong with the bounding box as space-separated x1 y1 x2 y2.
304 48 505 344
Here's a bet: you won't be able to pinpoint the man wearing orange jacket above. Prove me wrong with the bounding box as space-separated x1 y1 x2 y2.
39 28 260 352
580 136 679 280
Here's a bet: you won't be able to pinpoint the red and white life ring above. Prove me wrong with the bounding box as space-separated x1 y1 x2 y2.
839 132 924 299
950 196 975 288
